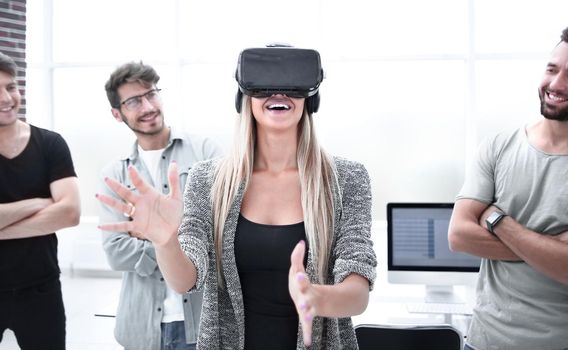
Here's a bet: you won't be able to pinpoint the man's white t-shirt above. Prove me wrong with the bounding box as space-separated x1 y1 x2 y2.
138 145 184 323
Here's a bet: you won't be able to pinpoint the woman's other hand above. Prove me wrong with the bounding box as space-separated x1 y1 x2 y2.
289 240 318 347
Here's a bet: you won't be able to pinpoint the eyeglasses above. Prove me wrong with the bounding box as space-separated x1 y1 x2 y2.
119 88 162 111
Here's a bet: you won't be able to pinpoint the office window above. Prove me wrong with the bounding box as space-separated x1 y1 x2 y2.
178 0 321 63
321 0 468 59
52 0 177 63
26 0 568 218
475 60 544 142
475 0 568 54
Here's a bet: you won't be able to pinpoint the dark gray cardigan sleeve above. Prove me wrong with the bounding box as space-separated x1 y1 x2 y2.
178 160 217 292
332 158 377 290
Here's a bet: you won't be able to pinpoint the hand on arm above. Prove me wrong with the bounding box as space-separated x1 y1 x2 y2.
448 199 520 260
551 231 568 244
0 177 80 239
288 241 370 347
0 198 53 230
489 212 568 285
97 162 197 292
451 200 568 284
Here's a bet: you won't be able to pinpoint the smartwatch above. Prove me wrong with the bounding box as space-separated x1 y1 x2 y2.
486 211 507 235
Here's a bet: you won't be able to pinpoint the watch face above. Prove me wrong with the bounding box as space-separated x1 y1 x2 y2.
487 211 502 225
486 211 505 234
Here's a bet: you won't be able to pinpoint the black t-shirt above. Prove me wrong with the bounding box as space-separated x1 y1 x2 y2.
0 125 76 290
235 214 307 350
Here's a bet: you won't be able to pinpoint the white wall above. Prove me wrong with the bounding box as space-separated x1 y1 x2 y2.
24 0 568 269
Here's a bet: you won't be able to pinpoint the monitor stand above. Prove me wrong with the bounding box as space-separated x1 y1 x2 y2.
424 285 467 324
424 285 464 304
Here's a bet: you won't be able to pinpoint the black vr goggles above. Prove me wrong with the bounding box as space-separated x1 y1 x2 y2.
235 46 324 114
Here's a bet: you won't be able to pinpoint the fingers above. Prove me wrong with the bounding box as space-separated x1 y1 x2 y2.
96 194 137 232
95 193 127 213
98 221 134 233
295 275 314 347
123 202 136 218
290 240 306 274
99 166 152 218
167 161 181 200
102 176 137 204
96 193 134 216
289 252 314 347
127 165 152 194
300 315 313 347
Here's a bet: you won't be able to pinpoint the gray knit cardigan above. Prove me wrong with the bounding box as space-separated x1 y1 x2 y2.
179 157 377 350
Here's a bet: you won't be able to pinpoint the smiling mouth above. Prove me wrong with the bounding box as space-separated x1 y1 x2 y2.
0 106 14 112
267 103 290 111
139 112 160 122
547 91 568 103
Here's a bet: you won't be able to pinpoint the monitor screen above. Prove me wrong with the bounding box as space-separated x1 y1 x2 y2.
387 203 481 296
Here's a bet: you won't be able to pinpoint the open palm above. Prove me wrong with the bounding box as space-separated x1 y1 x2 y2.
289 240 315 346
97 162 183 246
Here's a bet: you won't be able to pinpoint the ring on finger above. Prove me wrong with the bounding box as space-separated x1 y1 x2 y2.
123 202 136 218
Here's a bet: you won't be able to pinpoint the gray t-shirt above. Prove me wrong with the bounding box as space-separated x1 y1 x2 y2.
458 127 568 350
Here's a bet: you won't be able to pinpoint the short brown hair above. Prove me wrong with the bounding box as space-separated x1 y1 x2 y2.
105 61 160 108
0 52 18 78
562 27 568 43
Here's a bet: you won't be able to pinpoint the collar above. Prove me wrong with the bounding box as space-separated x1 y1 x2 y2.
121 127 183 161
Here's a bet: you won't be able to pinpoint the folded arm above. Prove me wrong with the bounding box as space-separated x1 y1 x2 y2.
488 209 568 285
450 199 568 284
448 198 520 260
0 177 80 239
0 197 53 230
101 228 160 276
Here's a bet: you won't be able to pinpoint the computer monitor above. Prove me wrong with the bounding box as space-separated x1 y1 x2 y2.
387 202 481 304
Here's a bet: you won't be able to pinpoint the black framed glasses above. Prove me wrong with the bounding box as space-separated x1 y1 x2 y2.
120 88 162 111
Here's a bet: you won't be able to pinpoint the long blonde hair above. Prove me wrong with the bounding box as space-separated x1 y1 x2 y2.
211 95 337 284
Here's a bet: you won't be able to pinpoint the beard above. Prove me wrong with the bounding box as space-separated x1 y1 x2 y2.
121 111 164 135
539 89 568 122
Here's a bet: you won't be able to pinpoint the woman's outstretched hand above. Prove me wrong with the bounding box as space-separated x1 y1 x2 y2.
289 240 317 347
96 162 183 246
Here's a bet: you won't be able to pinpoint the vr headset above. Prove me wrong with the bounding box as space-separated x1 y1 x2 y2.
235 46 324 114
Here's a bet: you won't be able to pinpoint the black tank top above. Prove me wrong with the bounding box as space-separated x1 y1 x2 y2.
234 214 307 350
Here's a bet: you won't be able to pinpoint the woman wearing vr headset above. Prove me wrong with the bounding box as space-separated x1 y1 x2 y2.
98 46 376 350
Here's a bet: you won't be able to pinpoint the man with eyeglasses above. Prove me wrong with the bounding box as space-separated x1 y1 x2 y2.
100 61 222 350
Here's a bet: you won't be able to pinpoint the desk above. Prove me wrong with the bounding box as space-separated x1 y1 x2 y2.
96 283 473 335
96 221 475 337
352 280 474 339
351 220 474 337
